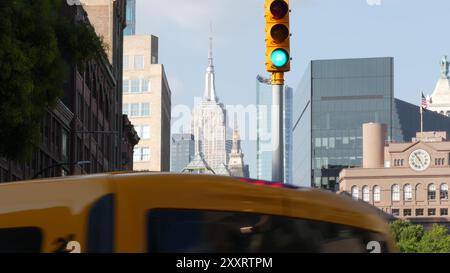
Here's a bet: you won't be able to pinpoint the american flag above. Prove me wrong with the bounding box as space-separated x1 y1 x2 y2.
421 93 429 110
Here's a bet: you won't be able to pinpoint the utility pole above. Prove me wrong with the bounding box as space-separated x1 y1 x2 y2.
265 0 291 182
272 72 285 182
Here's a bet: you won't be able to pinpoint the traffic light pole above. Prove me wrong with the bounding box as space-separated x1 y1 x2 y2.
272 72 284 183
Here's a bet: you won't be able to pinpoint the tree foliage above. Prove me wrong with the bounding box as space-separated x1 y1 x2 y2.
390 220 450 253
0 0 104 161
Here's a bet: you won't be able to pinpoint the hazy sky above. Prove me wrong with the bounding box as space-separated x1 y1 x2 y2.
136 0 450 178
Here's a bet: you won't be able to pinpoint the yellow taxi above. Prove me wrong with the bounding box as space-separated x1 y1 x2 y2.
0 173 396 253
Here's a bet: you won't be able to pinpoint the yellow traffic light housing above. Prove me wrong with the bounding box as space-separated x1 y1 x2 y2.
265 0 291 73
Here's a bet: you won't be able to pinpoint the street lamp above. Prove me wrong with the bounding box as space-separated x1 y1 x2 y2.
32 161 91 179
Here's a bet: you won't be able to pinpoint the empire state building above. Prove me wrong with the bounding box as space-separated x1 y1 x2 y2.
191 37 230 174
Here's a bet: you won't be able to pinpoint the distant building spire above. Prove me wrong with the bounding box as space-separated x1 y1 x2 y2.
204 24 217 101
232 116 241 153
441 55 449 79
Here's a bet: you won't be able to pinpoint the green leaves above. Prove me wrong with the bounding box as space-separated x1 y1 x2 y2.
0 0 104 161
390 220 450 253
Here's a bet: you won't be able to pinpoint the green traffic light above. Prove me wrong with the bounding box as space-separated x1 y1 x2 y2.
271 49 289 68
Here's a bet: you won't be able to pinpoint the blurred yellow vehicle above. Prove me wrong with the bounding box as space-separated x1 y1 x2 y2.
0 173 396 253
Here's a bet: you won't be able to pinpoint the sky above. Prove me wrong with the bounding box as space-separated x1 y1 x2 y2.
136 0 450 178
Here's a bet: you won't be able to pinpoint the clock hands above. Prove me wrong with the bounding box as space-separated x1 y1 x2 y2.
416 153 424 165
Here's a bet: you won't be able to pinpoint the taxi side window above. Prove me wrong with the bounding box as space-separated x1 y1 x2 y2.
0 227 42 253
147 209 388 253
87 194 115 253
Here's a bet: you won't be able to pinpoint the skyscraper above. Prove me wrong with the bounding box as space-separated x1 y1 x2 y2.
293 57 450 190
123 35 171 172
124 0 136 36
191 37 230 173
256 75 293 183
170 134 195 173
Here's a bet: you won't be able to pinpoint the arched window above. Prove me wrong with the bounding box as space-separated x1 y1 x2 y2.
404 184 412 201
351 186 359 200
440 111 445 115
441 184 449 200
362 186 370 202
446 111 450 117
428 184 436 200
392 184 400 201
373 186 381 202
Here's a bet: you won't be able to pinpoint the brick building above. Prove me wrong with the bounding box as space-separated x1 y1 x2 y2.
0 1 138 182
339 123 450 228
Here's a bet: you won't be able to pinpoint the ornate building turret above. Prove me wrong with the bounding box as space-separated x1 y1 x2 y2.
427 56 450 116
228 120 249 178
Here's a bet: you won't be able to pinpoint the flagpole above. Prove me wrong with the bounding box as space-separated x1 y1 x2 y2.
420 106 424 133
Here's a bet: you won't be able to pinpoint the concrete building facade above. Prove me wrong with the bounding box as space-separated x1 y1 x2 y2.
339 123 450 228
123 35 171 172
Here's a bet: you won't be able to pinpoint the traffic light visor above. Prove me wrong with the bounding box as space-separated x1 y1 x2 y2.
271 49 289 68
270 0 289 19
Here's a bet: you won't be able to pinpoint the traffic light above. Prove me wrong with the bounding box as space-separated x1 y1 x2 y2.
265 0 291 73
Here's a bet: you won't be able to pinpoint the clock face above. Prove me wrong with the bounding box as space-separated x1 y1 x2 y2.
409 149 431 171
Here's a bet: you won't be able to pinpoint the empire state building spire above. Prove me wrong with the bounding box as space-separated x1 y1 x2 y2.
204 34 217 101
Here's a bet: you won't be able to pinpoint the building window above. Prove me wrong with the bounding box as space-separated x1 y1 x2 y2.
130 103 139 117
134 55 144 70
141 103 150 117
428 184 436 201
62 130 68 159
392 184 400 202
404 209 412 217
404 184 412 201
123 104 129 116
440 208 449 216
362 186 369 202
441 184 449 200
142 125 151 139
135 125 151 140
131 79 140 93
416 209 424 216
142 79 150 92
428 208 436 216
351 186 359 200
142 148 151 161
392 209 400 217
435 158 445 166
134 147 151 162
123 55 129 70
373 186 381 202
133 147 141 162
123 80 130 94
151 56 157 64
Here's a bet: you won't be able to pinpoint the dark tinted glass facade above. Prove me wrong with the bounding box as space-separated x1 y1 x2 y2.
124 0 136 36
293 58 450 191
170 134 195 172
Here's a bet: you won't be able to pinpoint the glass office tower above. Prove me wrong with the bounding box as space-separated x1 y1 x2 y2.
124 0 136 36
293 57 450 190
170 134 195 173
256 75 293 184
